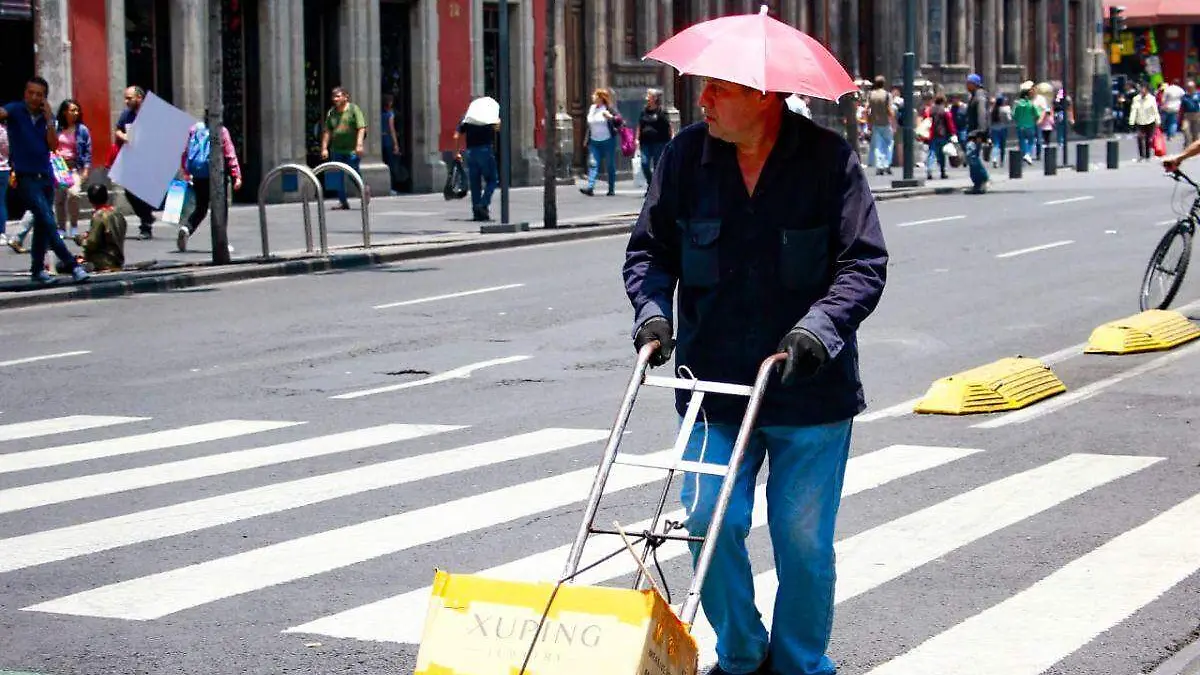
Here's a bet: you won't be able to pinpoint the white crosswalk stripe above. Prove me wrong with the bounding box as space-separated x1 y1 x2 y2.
0 411 1194 675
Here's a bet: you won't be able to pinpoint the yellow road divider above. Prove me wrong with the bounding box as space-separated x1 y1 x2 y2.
914 357 1067 415
1085 310 1200 355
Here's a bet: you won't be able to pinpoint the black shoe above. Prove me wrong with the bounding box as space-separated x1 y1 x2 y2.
579 187 594 196
705 656 772 675
138 227 153 240
471 206 486 221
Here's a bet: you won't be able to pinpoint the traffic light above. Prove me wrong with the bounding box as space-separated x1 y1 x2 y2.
1109 6 1126 38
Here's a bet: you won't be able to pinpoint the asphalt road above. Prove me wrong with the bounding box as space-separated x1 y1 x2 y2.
0 160 1198 675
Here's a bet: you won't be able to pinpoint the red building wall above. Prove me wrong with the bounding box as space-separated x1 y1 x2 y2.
68 2 110 169
438 0 472 151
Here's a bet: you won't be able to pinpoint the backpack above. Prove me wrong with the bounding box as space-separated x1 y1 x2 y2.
185 125 212 178
932 106 950 139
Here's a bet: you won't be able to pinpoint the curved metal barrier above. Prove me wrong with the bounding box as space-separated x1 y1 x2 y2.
309 161 372 247
257 163 327 257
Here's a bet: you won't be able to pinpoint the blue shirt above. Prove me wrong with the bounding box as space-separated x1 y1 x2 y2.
3 102 52 175
1182 93 1200 114
623 111 889 427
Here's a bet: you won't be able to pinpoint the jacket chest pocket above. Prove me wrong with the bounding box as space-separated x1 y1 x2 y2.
679 218 721 288
778 227 830 292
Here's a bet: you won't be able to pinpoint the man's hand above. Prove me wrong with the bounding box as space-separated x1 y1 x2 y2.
1164 156 1182 172
234 176 243 191
777 328 829 385
42 102 53 121
633 317 675 367
320 148 329 160
355 143 364 155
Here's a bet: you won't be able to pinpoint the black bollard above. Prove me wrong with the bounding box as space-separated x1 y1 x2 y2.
1044 146 1058 176
1107 139 1120 169
1076 144 1090 172
1009 149 1023 179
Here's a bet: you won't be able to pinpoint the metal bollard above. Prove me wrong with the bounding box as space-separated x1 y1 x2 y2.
1107 139 1120 169
1075 144 1090 172
1044 146 1058 176
1009 149 1023 179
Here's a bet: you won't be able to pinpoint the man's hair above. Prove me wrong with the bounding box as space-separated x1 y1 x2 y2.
332 86 349 98
873 75 886 89
87 183 109 207
127 86 145 98
27 76 49 95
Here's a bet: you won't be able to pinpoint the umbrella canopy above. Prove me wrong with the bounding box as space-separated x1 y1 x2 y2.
462 96 500 126
643 5 856 101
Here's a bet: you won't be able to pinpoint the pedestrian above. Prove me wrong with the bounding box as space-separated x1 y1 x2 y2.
452 98 500 222
964 73 991 193
1162 79 1185 141
924 94 955 180
0 76 87 283
990 93 1011 167
866 75 895 175
1181 81 1200 146
51 98 91 238
115 86 157 239
0 121 10 250
1053 88 1074 149
623 77 888 675
177 120 242 251
73 183 126 272
1129 82 1162 161
581 88 618 196
381 93 404 194
1012 88 1039 164
1034 86 1055 159
637 88 672 187
319 86 367 210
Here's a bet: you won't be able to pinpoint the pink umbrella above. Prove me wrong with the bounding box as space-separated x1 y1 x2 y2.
643 5 857 102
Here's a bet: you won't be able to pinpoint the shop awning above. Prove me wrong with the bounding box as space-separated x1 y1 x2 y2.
1103 0 1200 26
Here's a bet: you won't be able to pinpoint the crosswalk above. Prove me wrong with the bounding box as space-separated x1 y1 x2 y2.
1 413 1197 674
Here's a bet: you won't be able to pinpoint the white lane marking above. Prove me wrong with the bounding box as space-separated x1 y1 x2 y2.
0 428 607 574
692 453 1162 660
1043 196 1095 206
895 215 967 228
856 397 923 422
373 283 525 310
287 444 981 643
995 240 1074 259
864 491 1200 675
0 351 91 368
974 340 1200 429
0 420 301 474
0 416 148 443
330 355 532 400
25 450 674 620
0 424 462 515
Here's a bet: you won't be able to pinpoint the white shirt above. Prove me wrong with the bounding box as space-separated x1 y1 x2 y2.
1163 85 1186 113
587 104 612 141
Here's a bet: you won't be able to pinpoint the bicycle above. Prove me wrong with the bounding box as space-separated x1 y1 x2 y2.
1140 169 1200 311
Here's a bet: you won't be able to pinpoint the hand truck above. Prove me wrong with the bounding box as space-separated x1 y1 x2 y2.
560 342 787 628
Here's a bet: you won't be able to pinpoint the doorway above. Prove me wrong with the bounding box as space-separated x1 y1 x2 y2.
380 0 414 192
482 1 521 177
222 0 261 202
0 17 33 102
126 0 173 101
304 0 341 168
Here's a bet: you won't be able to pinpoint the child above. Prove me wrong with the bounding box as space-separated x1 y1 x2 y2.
72 184 126 272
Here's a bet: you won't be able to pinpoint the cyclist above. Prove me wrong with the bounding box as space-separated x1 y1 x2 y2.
1163 138 1200 172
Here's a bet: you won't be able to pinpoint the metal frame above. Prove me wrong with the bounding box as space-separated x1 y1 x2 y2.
310 161 372 248
257 163 327 257
561 343 787 626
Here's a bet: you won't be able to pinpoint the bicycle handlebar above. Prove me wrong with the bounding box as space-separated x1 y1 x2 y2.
1170 169 1199 190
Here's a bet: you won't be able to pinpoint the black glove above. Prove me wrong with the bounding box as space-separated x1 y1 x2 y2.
634 317 675 367
777 328 829 385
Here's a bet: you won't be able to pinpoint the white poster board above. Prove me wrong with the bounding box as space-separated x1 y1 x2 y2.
109 92 197 208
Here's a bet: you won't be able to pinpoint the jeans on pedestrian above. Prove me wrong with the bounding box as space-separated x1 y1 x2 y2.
926 137 948 177
187 176 233 235
640 142 665 185
1017 127 1038 158
0 170 8 236
1056 121 1069 148
17 173 76 275
330 152 362 207
990 127 1009 164
382 142 402 192
587 137 617 192
966 138 989 188
1164 112 1178 140
870 127 894 171
1137 124 1156 159
125 190 157 232
680 418 853 675
464 145 498 210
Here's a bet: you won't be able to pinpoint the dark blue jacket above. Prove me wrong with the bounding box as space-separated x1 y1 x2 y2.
623 110 888 428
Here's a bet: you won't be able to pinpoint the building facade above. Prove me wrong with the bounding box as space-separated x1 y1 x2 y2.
1103 0 1199 90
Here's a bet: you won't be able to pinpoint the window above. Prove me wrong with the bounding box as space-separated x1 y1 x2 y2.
623 0 642 59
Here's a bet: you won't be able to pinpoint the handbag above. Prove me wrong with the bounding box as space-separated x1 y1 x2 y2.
50 154 74 188
1152 127 1167 157
618 126 637 159
443 155 469 200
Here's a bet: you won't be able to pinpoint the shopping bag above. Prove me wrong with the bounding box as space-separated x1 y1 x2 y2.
619 126 637 159
1152 127 1167 157
443 155 469 200
50 155 74 188
415 571 698 675
632 150 645 189
160 178 193 224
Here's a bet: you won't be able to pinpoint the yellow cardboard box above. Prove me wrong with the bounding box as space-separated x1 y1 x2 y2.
414 571 699 675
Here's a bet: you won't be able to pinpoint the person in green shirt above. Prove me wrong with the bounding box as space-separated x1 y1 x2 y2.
72 184 126 272
1011 89 1039 165
319 86 367 210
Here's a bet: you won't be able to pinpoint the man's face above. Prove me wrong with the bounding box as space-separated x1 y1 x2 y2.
698 78 774 144
332 90 348 108
124 88 142 110
23 82 46 112
1189 81 1197 94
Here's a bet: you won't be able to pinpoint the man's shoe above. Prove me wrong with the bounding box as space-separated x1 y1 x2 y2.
139 227 153 240
579 187 594 196
30 270 54 284
71 266 89 283
705 656 772 675
177 226 190 252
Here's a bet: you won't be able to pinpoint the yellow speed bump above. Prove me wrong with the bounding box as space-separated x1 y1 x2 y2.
914 357 1066 415
1085 310 1200 355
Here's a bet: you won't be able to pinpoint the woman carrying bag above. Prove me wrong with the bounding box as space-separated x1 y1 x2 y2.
581 88 618 196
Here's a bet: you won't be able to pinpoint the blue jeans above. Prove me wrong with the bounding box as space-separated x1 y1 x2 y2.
990 127 1009 164
0 170 8 235
1164 112 1179 140
1017 127 1038 158
464 146 498 210
330 152 362 206
965 138 989 188
640 142 665 184
681 419 853 675
926 137 948 176
587 137 616 192
870 127 894 170
16 173 75 275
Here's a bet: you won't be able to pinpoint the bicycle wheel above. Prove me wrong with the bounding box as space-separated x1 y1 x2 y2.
1140 221 1193 311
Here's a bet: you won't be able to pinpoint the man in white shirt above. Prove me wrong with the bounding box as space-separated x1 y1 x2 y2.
1163 80 1186 141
